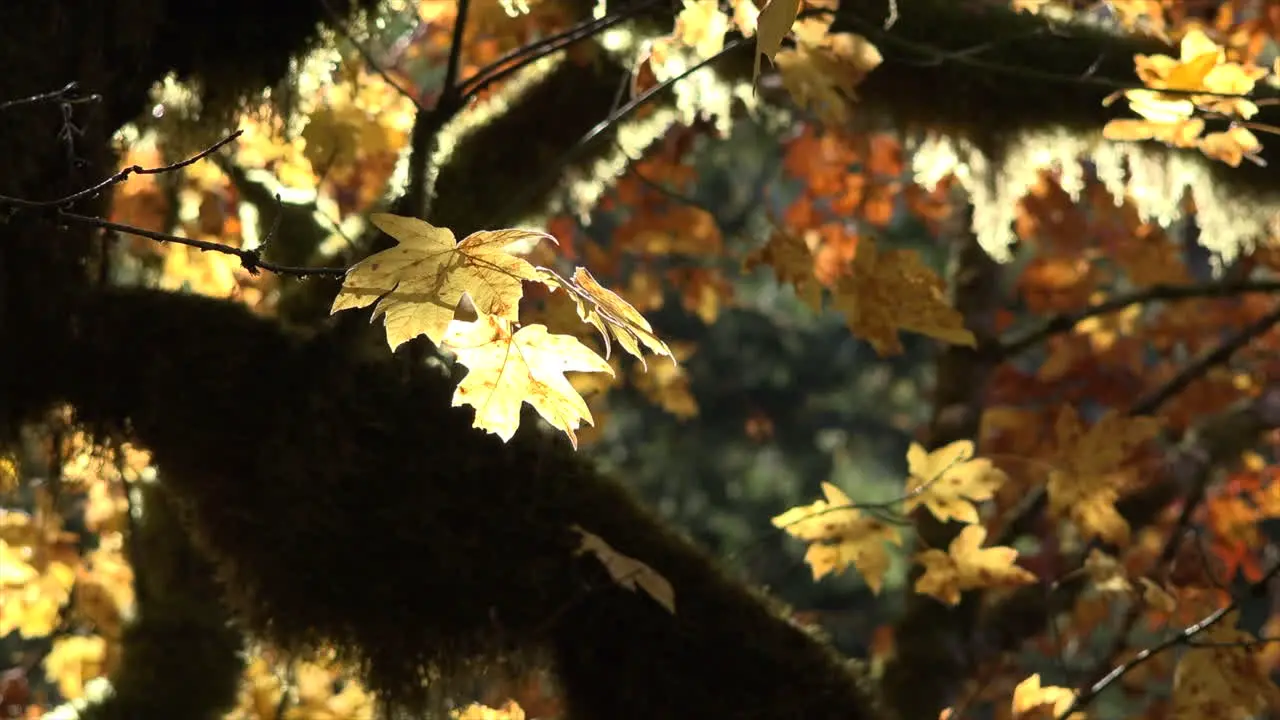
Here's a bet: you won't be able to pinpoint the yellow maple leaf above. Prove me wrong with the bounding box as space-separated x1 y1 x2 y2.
902 440 1007 525
441 314 614 449
537 267 673 367
753 0 801 84
1011 674 1083 720
830 237 976 356
776 31 882 127
1172 610 1280 719
572 525 676 613
914 524 1037 606
1134 29 1221 92
453 700 527 720
744 230 825 313
772 482 902 592
1199 126 1263 167
331 214 548 350
1045 407 1161 546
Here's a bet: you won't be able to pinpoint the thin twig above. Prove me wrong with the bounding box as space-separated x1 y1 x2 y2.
56 211 344 277
1057 559 1280 718
0 131 242 209
999 280 1280 359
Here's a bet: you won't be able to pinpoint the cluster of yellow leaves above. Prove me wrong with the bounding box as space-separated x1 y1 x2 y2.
1044 407 1161 546
774 441 1035 603
330 214 673 448
915 525 1038 606
572 525 676 613
771 482 902 592
747 232 975 355
1104 28 1271 167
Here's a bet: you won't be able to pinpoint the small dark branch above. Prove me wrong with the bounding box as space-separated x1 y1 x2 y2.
999 280 1280 359
56 211 345 277
1131 302 1280 415
443 0 471 95
0 132 241 209
1058 559 1280 718
0 81 87 111
994 301 1280 548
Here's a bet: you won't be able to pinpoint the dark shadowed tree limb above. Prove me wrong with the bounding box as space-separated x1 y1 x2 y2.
5 286 890 720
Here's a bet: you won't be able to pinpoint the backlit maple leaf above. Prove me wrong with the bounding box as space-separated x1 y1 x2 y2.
914 525 1037 606
902 440 1007 525
772 482 902 592
331 214 548 350
829 237 976 356
441 314 614 448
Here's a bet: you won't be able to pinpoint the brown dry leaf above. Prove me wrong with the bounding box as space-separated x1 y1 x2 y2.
1199 126 1263 167
1045 407 1161 546
1172 610 1280 719
1049 407 1162 540
441 314 614 449
744 230 825 313
830 237 976 356
776 31 881 127
537 267 673 367
914 525 1037 606
331 214 548 349
902 440 1007 525
572 525 675 614
772 482 902 592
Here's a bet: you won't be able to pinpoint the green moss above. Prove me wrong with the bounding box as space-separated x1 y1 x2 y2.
8 286 888 719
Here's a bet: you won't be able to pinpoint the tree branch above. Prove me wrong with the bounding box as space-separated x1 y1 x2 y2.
7 286 888 720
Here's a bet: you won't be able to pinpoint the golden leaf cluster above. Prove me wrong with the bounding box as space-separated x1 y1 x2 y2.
331 214 673 447
776 441 1036 604
1105 29 1271 166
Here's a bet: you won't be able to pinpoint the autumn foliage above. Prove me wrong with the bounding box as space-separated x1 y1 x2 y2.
7 0 1280 719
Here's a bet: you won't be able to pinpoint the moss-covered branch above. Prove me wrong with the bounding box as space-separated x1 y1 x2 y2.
6 286 886 720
